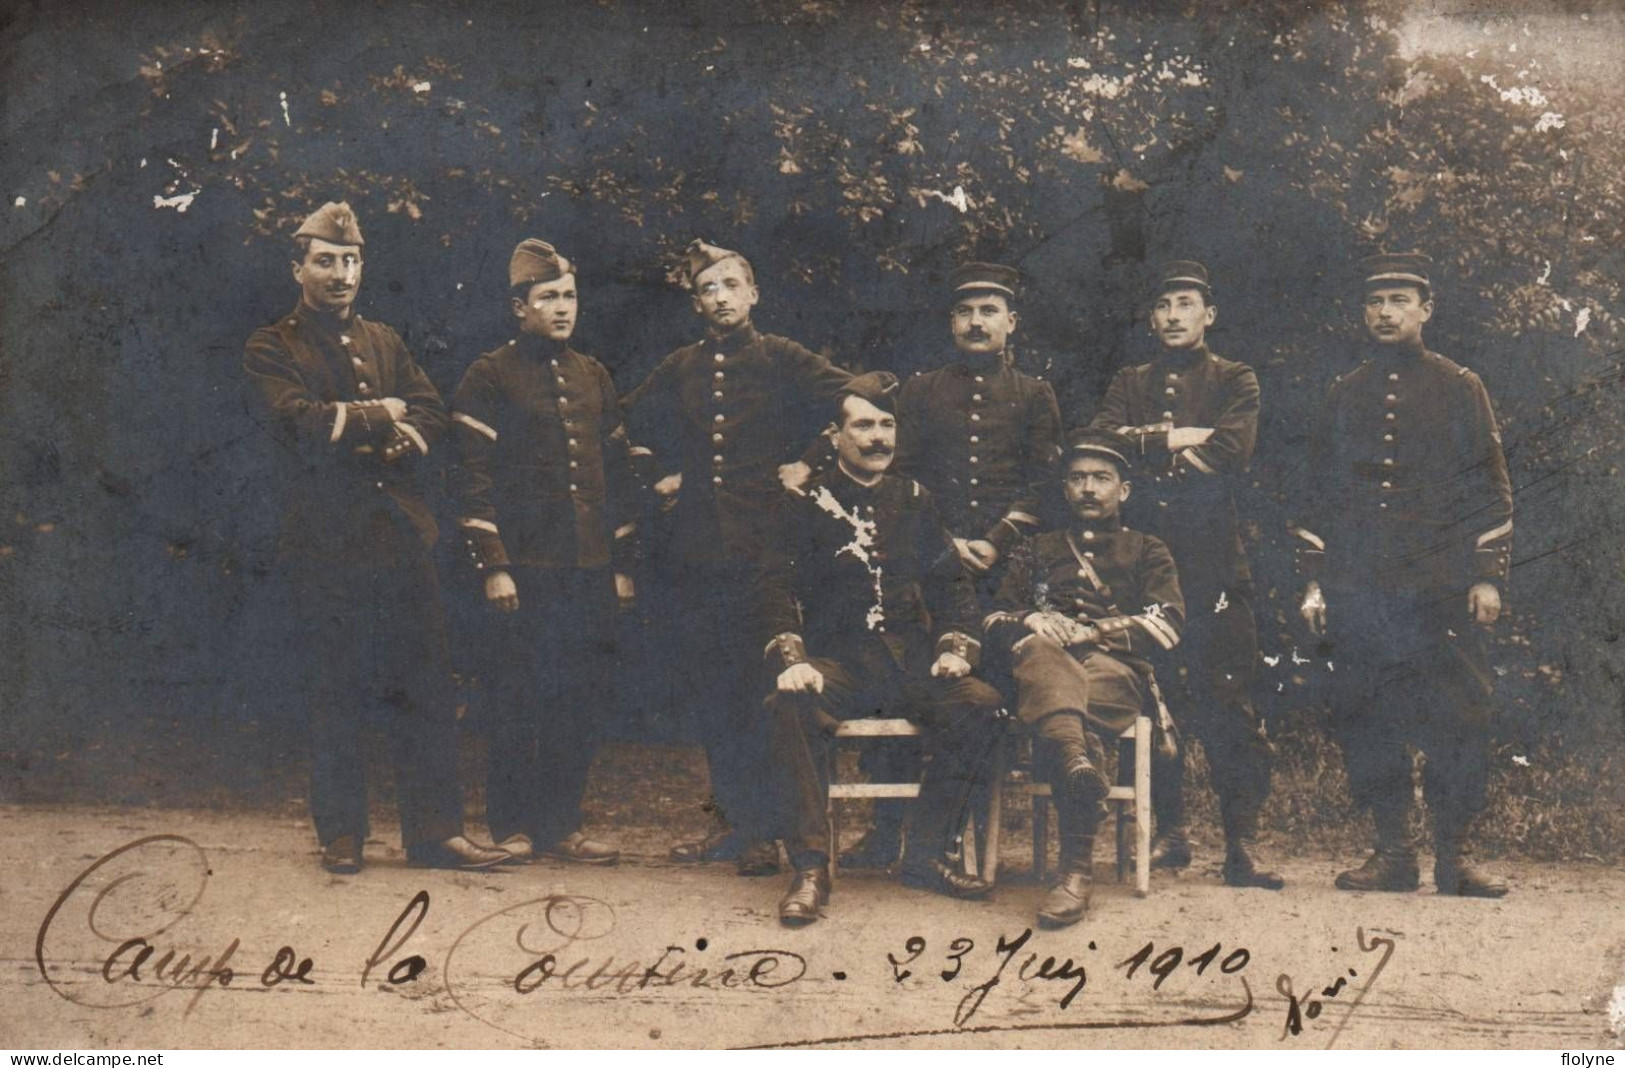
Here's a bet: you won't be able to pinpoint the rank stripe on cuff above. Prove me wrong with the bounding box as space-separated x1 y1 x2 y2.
460 518 499 534
453 411 498 441
1476 519 1513 547
1133 612 1180 650
330 402 349 443
1181 448 1217 475
397 422 428 456
1292 527 1326 551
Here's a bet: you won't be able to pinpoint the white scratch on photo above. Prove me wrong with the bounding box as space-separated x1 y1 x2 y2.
280 90 291 126
153 191 197 213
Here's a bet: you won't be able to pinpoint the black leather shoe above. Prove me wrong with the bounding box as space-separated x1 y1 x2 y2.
1037 871 1093 928
736 839 782 877
1064 755 1110 810
495 834 535 864
1435 857 1508 898
900 858 994 900
778 866 830 927
1148 834 1192 871
669 829 742 864
409 835 514 871
1334 849 1420 892
1223 842 1285 890
321 834 363 874
839 826 902 870
546 831 620 865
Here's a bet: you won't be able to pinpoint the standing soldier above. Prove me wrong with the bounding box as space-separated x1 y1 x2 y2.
242 202 511 873
622 239 851 876
1295 252 1514 897
843 262 1062 870
449 239 634 866
985 428 1185 928
1090 260 1282 889
757 372 1004 926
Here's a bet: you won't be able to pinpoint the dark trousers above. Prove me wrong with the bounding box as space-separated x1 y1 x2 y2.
484 566 616 846
667 566 777 840
767 644 1003 870
1158 582 1272 820
291 550 464 851
1325 583 1495 826
1034 711 1107 833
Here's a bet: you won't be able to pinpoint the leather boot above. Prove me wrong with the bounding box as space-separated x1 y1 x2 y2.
1434 812 1508 898
778 864 831 927
1335 797 1419 892
1149 748 1191 870
1058 741 1109 812
1037 795 1096 929
1220 794 1284 890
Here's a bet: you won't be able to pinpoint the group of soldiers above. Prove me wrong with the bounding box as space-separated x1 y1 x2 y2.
244 200 1515 931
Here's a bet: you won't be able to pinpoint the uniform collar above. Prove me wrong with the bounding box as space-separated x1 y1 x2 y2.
1153 341 1210 369
290 300 358 337
948 350 1010 376
1071 514 1124 536
1367 337 1427 364
705 321 761 355
516 333 573 362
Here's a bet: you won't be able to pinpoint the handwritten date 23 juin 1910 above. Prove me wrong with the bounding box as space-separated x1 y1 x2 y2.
34 834 1395 1042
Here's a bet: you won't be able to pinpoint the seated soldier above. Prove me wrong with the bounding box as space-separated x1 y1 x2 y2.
756 371 1006 927
985 427 1185 928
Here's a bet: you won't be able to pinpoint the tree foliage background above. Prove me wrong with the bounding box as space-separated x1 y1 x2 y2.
2 0 1622 858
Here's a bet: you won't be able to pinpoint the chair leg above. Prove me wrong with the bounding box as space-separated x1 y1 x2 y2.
824 741 839 885
1135 715 1152 897
1033 794 1048 880
981 742 1006 886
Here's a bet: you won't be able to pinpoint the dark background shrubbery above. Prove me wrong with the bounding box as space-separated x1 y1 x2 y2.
1 0 1620 859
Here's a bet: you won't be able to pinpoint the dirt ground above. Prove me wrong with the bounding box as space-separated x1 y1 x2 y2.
4 743 1624 1051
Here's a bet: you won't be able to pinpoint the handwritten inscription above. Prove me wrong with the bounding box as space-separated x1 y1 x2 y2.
34 835 1396 1046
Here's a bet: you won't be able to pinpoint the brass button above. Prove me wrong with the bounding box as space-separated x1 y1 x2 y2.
969 477 979 486
712 432 724 444
1381 480 1392 489
1382 457 1394 467
1082 530 1095 541
969 456 979 464
1388 372 1399 382
1162 411 1174 419
714 370 724 380
713 454 724 464
714 353 725 363
1385 412 1396 422
972 393 983 402
970 435 980 443
569 483 578 492
714 414 724 424
970 413 981 422
1165 386 1176 396
970 500 980 508
712 475 723 485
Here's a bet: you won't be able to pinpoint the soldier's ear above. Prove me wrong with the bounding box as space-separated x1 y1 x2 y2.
1419 299 1434 323
1118 478 1132 504
1203 303 1217 328
822 420 840 444
511 296 527 321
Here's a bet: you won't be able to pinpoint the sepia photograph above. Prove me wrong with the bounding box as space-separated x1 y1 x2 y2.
2 0 1623 1052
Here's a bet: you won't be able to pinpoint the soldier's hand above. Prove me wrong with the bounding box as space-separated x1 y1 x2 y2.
1300 581 1327 635
614 572 635 610
380 397 408 422
653 473 682 512
777 662 825 694
778 460 812 495
1468 582 1502 626
930 652 972 679
953 537 988 574
1167 426 1213 451
485 570 519 613
966 539 1000 571
1067 622 1102 647
1024 611 1075 644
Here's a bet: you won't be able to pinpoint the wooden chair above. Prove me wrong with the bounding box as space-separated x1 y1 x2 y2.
981 713 1153 896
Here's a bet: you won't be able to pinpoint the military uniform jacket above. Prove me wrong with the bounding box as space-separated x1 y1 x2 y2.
753 469 983 675
1090 344 1258 588
243 302 446 564
894 356 1063 551
450 334 636 573
985 520 1185 675
1295 344 1513 593
622 323 851 567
